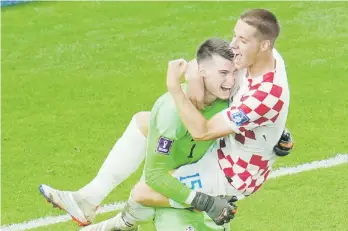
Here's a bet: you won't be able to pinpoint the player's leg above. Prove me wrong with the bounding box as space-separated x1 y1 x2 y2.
77 111 150 205
79 188 154 231
154 208 229 231
39 111 150 226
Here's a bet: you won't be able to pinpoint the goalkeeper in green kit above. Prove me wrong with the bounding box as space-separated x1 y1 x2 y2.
79 38 238 231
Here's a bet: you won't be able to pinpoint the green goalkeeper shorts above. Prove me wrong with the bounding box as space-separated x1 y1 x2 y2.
154 208 230 231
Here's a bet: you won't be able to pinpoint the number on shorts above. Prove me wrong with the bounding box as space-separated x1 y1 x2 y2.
179 173 202 190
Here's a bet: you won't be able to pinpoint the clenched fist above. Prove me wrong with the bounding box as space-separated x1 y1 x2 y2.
167 59 188 91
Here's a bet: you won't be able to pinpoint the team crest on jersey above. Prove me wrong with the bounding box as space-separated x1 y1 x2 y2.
185 225 195 231
156 137 173 154
231 110 250 126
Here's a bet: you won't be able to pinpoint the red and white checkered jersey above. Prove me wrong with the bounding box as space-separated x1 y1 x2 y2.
217 49 290 196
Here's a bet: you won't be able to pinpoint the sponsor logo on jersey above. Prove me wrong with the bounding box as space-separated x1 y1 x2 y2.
156 137 173 154
231 110 249 126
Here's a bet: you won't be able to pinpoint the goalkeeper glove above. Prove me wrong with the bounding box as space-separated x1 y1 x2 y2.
274 128 294 157
190 192 238 226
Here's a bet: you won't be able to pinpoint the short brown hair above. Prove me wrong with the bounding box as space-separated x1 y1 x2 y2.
240 9 280 45
196 38 234 63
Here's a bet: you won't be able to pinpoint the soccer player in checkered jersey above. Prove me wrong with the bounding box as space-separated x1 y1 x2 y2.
38 9 293 231
165 9 290 200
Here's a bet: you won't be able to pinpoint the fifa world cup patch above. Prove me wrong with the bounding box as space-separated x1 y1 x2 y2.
231 110 250 126
156 137 173 154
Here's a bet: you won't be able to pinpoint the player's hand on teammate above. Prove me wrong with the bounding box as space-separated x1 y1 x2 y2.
274 128 294 157
191 192 238 226
166 58 188 91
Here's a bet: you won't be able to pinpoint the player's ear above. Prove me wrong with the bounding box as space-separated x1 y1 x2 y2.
199 70 206 78
260 40 271 52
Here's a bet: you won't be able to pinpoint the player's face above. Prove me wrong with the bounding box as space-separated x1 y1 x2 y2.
199 54 236 100
230 19 262 69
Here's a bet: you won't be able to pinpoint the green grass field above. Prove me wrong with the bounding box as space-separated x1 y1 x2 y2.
2 1 348 230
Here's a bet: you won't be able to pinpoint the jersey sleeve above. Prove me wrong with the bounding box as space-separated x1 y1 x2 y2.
221 80 285 133
144 93 193 205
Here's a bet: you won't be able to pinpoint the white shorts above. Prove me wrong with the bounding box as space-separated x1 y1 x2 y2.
172 143 245 200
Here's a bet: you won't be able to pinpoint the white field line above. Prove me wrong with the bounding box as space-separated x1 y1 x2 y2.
1 153 348 231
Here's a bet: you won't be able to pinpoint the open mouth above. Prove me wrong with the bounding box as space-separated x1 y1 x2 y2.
221 86 232 91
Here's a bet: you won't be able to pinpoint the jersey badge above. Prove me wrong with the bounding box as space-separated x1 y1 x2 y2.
156 137 173 154
231 110 250 126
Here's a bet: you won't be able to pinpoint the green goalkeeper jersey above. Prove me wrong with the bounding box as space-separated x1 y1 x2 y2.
144 84 228 205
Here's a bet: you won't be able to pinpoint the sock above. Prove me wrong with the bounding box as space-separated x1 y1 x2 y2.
78 115 147 206
121 191 155 226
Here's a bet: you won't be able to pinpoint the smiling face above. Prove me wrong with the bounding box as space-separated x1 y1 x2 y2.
196 38 236 100
230 19 262 69
230 9 280 69
199 54 236 100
